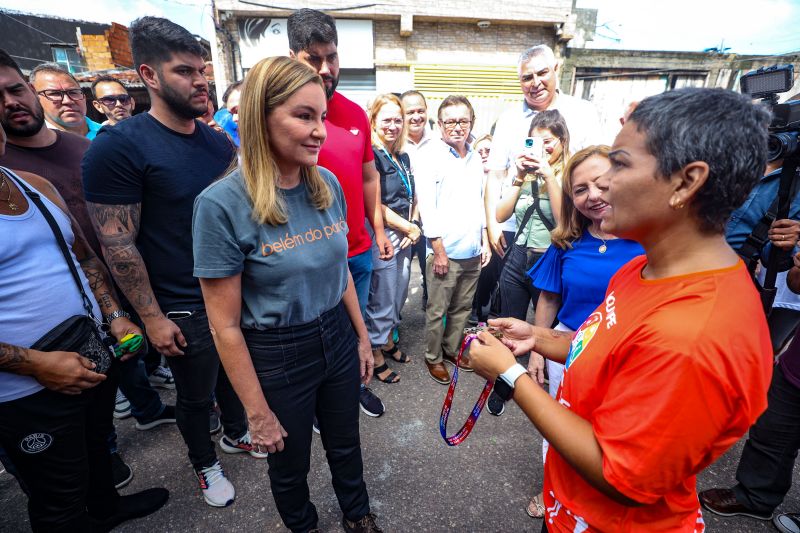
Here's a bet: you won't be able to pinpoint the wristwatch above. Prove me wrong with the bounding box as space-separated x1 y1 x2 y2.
103 309 131 324
411 219 423 230
493 363 527 402
512 177 525 187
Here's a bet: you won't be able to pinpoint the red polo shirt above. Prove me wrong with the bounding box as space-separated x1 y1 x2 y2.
318 91 373 258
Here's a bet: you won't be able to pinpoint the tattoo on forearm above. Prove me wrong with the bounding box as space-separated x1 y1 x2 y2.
87 203 160 318
549 329 572 339
0 343 29 372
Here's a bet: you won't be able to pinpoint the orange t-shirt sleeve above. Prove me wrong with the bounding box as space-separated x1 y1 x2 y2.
592 334 740 504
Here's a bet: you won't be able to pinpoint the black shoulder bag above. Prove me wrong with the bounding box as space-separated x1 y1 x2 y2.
514 184 556 271
7 171 114 375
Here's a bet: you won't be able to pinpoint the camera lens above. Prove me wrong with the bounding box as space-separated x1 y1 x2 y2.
767 132 799 161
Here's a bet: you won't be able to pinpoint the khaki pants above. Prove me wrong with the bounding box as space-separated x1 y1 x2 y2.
424 255 481 364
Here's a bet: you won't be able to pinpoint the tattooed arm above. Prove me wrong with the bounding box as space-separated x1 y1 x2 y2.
86 202 187 356
22 174 142 355
0 342 105 394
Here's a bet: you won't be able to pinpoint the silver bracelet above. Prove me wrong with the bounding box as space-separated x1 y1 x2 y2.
103 309 131 324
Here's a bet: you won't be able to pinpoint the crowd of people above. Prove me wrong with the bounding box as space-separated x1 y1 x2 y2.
1 7 800 533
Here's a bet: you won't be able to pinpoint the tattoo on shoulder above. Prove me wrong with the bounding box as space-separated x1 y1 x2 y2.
0 343 28 372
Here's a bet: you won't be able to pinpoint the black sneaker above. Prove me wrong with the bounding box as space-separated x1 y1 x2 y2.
111 452 133 489
359 386 385 417
135 405 177 431
487 391 505 416
90 488 169 532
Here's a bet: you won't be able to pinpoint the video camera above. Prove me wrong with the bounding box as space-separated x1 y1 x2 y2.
740 64 800 161
740 64 800 313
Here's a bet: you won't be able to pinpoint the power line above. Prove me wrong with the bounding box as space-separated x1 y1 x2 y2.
0 11 69 44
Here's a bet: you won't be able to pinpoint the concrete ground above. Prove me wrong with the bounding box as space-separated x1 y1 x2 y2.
2 261 799 532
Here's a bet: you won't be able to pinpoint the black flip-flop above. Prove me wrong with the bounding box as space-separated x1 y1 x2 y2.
373 363 400 384
381 344 410 364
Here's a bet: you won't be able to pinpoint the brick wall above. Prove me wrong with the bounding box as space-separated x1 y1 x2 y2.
81 34 114 71
107 23 133 68
375 20 555 66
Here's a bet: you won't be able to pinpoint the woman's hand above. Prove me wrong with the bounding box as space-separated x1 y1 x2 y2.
358 336 374 385
470 331 517 381
248 410 288 454
399 222 422 249
515 153 538 179
527 352 546 385
768 219 800 250
487 317 536 355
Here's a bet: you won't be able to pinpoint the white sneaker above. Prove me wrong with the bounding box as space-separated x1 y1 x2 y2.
148 366 175 389
114 389 131 419
219 431 269 459
195 461 235 507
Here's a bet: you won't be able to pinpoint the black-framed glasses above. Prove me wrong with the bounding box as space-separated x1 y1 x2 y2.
97 94 132 107
37 89 85 102
442 118 471 130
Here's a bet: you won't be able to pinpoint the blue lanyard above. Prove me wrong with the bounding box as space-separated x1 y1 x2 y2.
380 147 412 201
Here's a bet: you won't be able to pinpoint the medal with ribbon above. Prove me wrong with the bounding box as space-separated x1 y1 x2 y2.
439 326 501 446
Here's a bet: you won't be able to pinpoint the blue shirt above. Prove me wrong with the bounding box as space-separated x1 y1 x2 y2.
726 168 800 257
213 108 240 147
528 230 643 330
85 116 102 140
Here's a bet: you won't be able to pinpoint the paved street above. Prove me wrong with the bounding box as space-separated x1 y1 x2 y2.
2 262 799 532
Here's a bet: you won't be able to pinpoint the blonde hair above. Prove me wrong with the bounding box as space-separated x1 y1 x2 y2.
368 93 406 153
550 145 611 250
237 56 332 225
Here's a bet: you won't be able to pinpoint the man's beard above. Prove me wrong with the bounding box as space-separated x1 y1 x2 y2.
0 102 45 138
323 75 339 100
158 72 207 120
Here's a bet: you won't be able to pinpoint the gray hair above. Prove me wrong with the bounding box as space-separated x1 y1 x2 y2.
630 87 771 234
518 44 556 71
29 62 79 86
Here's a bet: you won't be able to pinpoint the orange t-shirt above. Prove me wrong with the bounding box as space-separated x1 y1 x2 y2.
543 256 772 532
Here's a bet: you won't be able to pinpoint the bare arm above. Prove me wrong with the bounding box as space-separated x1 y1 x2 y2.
469 333 641 506
363 161 393 260
87 202 186 356
382 203 421 250
200 274 287 453
528 290 562 383
495 182 522 223
788 251 800 294
485 170 508 257
0 343 105 394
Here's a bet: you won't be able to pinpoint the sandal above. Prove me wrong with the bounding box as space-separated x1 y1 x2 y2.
374 363 400 384
381 343 410 364
526 493 545 519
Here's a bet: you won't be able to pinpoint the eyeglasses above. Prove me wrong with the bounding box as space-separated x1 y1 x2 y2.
379 118 403 127
97 94 132 107
37 89 85 102
442 119 471 130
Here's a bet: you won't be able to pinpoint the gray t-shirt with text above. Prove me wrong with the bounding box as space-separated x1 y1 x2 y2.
192 167 349 329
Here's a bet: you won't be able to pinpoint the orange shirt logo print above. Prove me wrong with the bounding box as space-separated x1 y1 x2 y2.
566 311 602 369
260 219 348 257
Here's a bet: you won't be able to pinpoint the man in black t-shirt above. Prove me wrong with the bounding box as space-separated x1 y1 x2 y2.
83 17 259 508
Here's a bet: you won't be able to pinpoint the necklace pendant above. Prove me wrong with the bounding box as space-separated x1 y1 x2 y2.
598 243 607 254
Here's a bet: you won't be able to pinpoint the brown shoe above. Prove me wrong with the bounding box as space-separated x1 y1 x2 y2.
698 488 772 520
443 351 473 372
342 512 383 533
426 361 451 384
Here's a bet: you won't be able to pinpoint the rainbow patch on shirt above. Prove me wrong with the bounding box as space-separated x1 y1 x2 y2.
566 311 601 369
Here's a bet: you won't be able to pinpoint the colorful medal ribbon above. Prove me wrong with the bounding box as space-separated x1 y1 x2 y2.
439 334 494 446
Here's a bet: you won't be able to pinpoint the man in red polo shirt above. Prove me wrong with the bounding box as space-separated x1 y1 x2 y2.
289 9 392 420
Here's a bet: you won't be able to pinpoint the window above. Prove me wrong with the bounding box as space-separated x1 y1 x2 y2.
50 46 87 74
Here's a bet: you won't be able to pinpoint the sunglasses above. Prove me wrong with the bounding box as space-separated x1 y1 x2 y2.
96 94 132 107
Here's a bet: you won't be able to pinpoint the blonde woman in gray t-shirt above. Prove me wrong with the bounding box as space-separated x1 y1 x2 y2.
192 56 381 533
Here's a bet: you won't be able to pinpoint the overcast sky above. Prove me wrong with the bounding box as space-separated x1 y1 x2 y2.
1 0 799 56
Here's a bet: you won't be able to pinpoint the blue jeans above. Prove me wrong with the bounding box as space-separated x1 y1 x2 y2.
348 249 373 319
245 302 370 532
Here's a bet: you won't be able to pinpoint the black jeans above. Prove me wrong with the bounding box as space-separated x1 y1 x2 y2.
167 309 247 469
498 243 543 320
733 362 800 513
0 367 119 532
245 302 370 533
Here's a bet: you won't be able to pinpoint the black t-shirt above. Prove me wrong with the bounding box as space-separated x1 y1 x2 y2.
372 146 414 220
82 113 235 311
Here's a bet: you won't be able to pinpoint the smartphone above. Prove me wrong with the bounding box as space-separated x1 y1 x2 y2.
523 137 544 180
524 137 544 159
